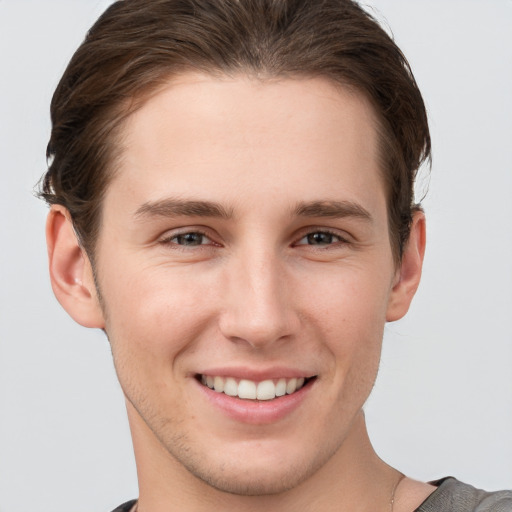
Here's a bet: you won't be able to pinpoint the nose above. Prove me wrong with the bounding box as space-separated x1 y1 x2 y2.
218 248 300 349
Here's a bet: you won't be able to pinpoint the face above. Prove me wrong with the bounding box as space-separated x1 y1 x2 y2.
92 74 404 495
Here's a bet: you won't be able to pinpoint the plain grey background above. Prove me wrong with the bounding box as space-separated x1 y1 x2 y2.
0 1 511 511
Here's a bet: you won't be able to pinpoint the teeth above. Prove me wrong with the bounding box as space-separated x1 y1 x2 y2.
199 375 308 400
257 380 276 400
213 376 224 393
275 378 287 397
238 379 257 399
286 378 297 395
224 377 238 397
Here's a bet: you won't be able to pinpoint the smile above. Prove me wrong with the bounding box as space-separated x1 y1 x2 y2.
198 375 310 400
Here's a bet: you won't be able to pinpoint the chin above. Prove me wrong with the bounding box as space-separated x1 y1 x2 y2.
163 435 337 497
185 459 316 496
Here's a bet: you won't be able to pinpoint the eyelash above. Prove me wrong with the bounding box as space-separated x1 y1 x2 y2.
294 229 348 247
159 228 349 249
159 229 215 248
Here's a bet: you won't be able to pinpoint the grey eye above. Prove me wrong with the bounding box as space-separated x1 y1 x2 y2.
297 232 341 246
172 232 209 246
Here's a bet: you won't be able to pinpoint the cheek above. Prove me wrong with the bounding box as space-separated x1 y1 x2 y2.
99 263 218 368
100 271 210 420
307 264 391 334
320 292 384 420
306 267 389 388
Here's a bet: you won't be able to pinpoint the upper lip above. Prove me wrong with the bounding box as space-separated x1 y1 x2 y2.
193 366 317 381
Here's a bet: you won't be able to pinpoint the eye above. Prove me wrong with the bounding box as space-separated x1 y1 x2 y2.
163 231 213 247
296 231 346 246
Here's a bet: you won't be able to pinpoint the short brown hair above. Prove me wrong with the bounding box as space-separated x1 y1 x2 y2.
39 0 430 263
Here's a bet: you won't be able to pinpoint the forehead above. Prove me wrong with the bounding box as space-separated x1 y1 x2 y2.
107 73 385 221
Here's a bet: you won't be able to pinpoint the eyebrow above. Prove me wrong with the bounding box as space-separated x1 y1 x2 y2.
134 198 234 220
294 200 372 222
134 197 372 223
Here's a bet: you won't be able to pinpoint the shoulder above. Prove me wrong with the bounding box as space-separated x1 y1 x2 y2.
416 477 512 512
110 500 137 512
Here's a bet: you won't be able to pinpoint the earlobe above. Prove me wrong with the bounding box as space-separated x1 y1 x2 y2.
386 211 426 322
46 205 105 328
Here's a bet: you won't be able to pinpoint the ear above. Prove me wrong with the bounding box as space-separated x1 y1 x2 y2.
386 211 426 322
46 205 105 328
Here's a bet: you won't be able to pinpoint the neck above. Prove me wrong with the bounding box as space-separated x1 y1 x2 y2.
130 408 401 512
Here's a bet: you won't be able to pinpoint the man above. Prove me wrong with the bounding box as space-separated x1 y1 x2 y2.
39 1 511 511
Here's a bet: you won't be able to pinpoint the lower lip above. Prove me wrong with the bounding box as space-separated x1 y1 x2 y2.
195 378 314 425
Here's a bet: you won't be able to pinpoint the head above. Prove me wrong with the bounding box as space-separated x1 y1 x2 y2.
41 0 429 501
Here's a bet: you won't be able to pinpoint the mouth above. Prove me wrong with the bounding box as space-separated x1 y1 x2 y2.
196 374 315 401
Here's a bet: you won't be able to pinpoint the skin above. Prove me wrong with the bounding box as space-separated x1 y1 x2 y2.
47 74 432 511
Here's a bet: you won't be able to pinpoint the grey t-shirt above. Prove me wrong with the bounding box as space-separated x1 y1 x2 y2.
111 477 512 512
416 477 512 512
